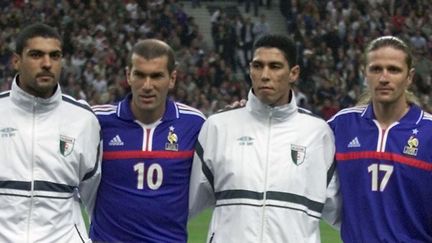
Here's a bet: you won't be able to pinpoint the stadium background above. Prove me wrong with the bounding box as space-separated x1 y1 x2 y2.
2 0 431 242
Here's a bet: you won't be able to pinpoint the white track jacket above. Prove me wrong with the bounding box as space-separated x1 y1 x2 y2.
0 78 102 243
189 90 340 243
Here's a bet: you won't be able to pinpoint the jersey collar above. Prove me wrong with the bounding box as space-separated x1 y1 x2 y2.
363 103 424 125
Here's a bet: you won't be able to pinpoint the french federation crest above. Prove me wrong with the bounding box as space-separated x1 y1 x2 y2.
60 135 75 156
291 144 306 165
403 135 419 156
165 126 179 151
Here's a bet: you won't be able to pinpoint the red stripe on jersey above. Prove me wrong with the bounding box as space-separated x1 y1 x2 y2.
103 150 194 160
336 151 432 171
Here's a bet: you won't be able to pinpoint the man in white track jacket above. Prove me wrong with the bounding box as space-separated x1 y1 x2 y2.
189 34 341 243
0 23 101 243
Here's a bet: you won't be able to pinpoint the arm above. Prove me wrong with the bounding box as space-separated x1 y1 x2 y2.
188 121 216 219
322 166 341 230
79 117 102 218
321 128 341 230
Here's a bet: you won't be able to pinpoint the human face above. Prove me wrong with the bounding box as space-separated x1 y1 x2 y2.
127 54 176 123
13 37 62 98
249 47 299 106
365 46 414 106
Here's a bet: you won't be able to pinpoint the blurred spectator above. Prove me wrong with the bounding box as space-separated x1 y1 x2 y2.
0 0 431 120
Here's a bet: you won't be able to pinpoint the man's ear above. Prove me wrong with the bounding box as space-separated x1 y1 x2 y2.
12 53 21 71
169 70 177 89
125 67 131 85
288 65 300 84
407 68 415 86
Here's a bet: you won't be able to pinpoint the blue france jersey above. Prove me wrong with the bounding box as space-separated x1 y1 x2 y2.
90 95 205 242
328 104 432 242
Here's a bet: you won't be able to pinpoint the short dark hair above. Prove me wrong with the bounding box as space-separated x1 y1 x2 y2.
127 39 176 73
253 34 297 67
365 36 413 69
15 23 62 55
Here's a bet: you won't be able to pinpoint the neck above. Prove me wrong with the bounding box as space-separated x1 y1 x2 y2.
130 105 164 125
372 100 409 130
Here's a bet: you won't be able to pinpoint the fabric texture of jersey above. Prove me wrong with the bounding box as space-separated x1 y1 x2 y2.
90 94 205 242
189 90 341 243
0 77 102 243
328 104 432 242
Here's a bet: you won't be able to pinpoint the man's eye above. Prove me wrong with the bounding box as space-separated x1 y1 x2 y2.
29 52 43 58
387 66 401 73
50 52 62 60
369 66 381 73
133 72 144 78
270 65 282 69
252 63 262 69
151 74 164 79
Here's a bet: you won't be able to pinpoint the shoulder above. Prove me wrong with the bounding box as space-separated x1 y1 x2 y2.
419 111 432 130
294 108 335 136
327 105 367 123
61 95 96 117
297 107 323 120
0 91 10 107
210 106 245 121
422 111 432 122
175 102 206 122
92 103 117 116
201 107 248 133
61 95 100 130
0 90 10 99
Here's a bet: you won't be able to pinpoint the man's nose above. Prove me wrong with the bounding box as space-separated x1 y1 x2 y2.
261 66 270 81
142 77 152 89
41 55 52 69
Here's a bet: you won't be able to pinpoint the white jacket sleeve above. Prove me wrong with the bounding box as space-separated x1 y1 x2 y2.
189 120 216 219
321 128 341 230
79 117 102 218
322 168 341 230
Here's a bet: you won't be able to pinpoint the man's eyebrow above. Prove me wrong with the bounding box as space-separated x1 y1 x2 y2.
27 49 62 54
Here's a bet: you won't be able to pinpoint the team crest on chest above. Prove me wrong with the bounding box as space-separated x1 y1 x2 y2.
165 126 179 151
403 131 419 156
291 144 306 165
60 135 75 156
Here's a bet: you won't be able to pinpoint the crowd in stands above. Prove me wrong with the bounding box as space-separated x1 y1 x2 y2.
0 0 431 118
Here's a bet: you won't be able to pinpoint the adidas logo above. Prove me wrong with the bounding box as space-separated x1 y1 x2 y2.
348 137 361 148
109 135 124 146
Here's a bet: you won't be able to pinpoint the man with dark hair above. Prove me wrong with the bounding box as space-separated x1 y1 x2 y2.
0 23 101 242
329 35 432 242
90 39 205 242
189 34 340 242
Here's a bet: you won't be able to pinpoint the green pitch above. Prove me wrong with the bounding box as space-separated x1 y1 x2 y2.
187 209 341 243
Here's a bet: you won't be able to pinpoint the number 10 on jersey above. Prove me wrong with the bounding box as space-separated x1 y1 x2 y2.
134 162 163 190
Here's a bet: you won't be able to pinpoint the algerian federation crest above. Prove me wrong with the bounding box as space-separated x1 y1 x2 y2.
60 135 75 156
291 144 306 165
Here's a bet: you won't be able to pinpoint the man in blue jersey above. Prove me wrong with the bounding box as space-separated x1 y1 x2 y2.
90 39 206 242
328 36 432 242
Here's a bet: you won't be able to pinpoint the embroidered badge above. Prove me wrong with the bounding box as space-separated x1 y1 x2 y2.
237 136 254 146
165 126 179 151
291 144 306 165
403 135 419 156
0 127 17 138
60 135 75 156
